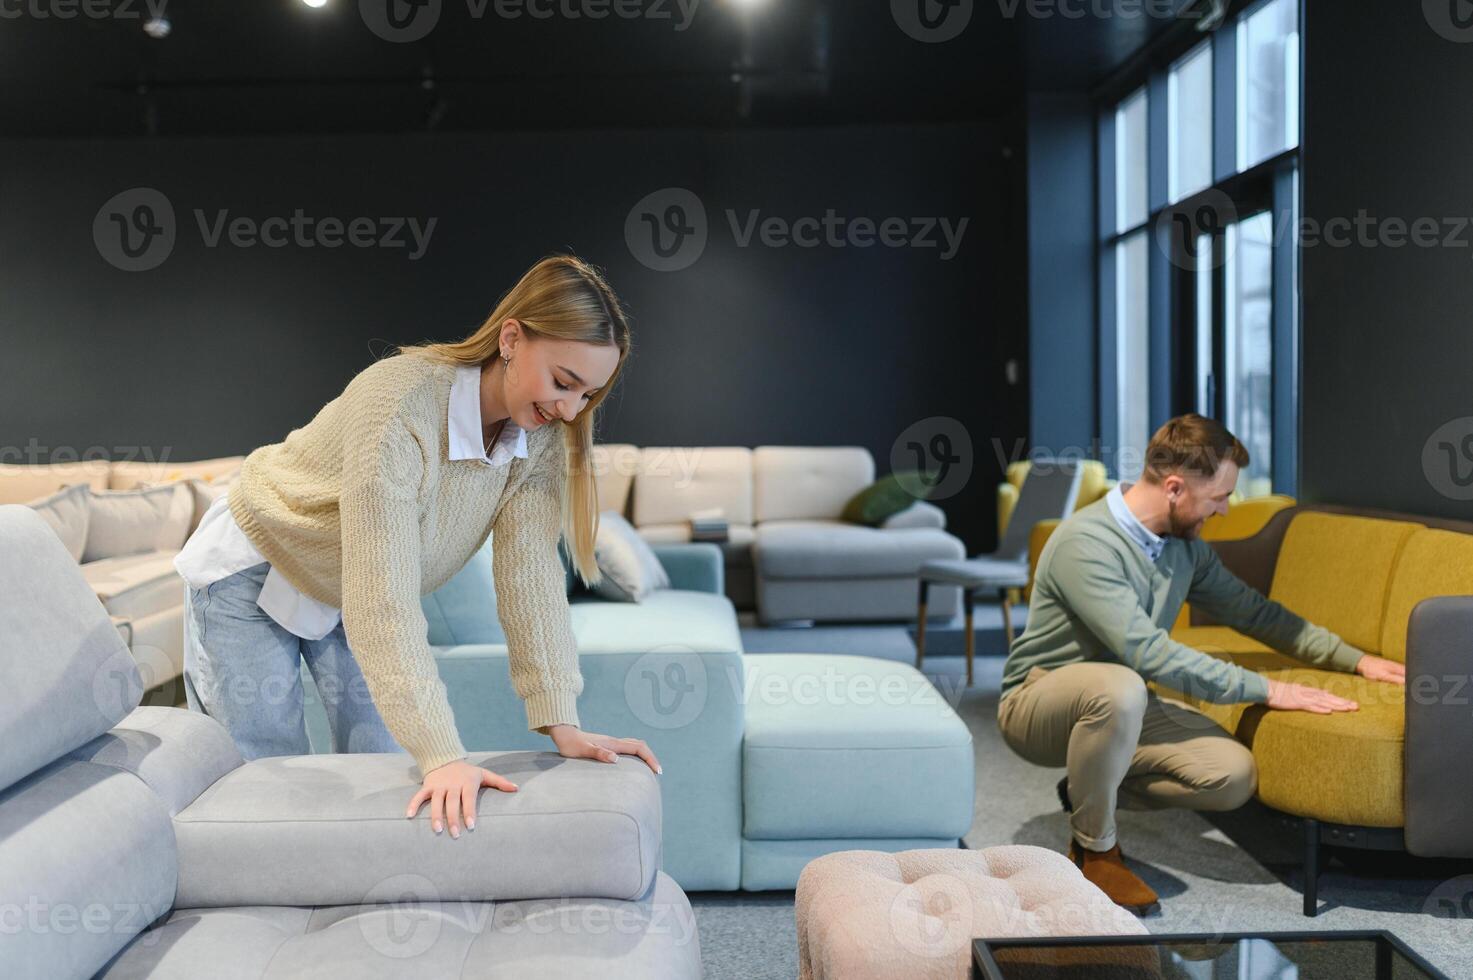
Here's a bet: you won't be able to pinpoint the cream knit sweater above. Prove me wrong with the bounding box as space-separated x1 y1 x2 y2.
226 353 583 775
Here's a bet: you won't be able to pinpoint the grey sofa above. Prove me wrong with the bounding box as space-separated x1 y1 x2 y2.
0 504 701 979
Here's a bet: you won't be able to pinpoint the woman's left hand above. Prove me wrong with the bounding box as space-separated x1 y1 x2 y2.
546 725 662 775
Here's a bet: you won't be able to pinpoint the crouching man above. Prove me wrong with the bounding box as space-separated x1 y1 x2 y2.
997 414 1405 914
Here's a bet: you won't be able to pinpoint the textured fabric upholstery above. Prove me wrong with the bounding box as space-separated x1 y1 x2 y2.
752 446 873 523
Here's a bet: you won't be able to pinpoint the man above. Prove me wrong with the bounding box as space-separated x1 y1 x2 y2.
996 414 1406 914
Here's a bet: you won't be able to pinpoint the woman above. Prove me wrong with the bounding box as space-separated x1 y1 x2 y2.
174 253 660 840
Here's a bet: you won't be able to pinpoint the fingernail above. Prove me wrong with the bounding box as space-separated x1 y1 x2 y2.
468 820 476 831
451 827 460 839
656 766 663 775
433 823 442 834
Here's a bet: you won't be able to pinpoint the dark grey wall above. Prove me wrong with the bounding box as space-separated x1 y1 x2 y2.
0 122 1025 552
1300 1 1473 520
1025 93 1097 458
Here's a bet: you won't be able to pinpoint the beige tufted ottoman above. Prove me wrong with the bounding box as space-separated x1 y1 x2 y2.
796 846 1148 980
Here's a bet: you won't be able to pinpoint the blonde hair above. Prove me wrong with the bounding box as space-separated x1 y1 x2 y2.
396 253 631 586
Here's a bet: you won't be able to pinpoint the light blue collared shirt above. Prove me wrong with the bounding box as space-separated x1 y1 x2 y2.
1105 482 1165 563
448 363 528 466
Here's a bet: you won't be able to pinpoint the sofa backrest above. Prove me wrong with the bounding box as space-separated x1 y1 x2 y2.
590 443 640 519
1379 528 1473 664
753 446 874 522
0 505 176 979
0 459 112 504
634 446 754 527
1268 511 1422 656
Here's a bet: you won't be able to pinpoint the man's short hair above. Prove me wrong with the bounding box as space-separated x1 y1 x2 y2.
1141 413 1250 484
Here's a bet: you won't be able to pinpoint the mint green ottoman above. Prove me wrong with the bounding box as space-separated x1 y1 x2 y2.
739 653 975 889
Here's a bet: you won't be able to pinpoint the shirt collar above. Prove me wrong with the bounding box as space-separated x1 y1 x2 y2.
1106 482 1165 563
448 363 528 467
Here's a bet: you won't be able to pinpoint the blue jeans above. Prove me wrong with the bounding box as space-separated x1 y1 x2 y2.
183 561 404 759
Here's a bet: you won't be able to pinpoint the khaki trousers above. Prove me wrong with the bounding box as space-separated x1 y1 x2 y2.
996 662 1257 851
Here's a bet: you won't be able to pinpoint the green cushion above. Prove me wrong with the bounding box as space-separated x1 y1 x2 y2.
841 471 927 526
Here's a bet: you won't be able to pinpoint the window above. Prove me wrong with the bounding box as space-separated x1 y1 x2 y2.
1224 212 1275 497
1168 43 1213 203
1237 0 1300 170
1116 231 1150 481
1115 88 1148 234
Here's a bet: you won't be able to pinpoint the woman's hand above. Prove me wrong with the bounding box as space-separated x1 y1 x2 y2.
546 724 662 775
406 759 519 839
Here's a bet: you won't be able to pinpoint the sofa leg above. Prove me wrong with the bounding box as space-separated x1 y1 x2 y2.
1303 817 1321 916
914 579 929 671
963 589 974 688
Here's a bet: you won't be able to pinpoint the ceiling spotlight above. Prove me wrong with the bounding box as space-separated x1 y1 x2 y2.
301 0 330 8
142 16 170 38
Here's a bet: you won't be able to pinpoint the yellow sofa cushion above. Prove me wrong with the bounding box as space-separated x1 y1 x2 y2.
1377 528 1473 664
1154 655 1406 827
1268 513 1421 655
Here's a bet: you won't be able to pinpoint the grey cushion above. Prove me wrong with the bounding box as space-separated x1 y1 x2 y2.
592 511 671 602
0 760 177 980
24 482 91 561
83 483 194 563
919 555 1030 589
174 752 661 907
64 706 244 816
995 459 1083 562
80 549 182 621
0 505 141 794
753 520 965 579
96 871 700 980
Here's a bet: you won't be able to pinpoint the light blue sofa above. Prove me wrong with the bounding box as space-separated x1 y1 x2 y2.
305 539 976 892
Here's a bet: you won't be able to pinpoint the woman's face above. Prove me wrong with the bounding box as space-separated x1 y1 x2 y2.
499 319 620 430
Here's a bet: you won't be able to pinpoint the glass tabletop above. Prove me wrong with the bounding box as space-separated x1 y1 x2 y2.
973 931 1447 980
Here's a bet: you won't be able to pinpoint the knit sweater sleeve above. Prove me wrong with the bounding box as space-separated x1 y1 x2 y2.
492 442 584 735
338 403 468 777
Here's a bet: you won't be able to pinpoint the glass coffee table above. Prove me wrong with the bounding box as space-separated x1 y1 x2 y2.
973 931 1447 979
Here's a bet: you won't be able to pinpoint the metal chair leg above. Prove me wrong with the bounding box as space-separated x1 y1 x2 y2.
915 579 929 670
999 588 1015 649
963 588 975 688
1304 817 1321 916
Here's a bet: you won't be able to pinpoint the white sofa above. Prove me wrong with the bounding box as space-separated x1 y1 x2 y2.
2 456 244 699
591 444 964 624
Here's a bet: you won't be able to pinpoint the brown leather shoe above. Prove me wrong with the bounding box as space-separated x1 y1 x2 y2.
1068 839 1160 916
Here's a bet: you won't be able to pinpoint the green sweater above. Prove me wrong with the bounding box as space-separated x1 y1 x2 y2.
1000 497 1365 704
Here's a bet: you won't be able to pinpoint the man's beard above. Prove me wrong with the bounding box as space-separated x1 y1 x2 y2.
1167 498 1202 538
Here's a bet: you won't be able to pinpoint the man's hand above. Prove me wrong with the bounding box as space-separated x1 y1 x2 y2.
1265 678 1359 714
1354 654 1406 685
406 759 518 838
546 724 662 775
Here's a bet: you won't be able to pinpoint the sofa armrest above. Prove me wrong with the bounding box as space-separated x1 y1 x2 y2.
1404 595 1473 857
880 500 946 530
651 542 724 595
64 705 245 816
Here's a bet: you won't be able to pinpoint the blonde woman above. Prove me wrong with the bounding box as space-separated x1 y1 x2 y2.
174 254 660 840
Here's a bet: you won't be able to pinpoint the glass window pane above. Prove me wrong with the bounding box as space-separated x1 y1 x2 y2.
1169 43 1213 202
1237 0 1299 170
1116 230 1150 481
1225 212 1274 497
1115 88 1148 233
1196 232 1213 413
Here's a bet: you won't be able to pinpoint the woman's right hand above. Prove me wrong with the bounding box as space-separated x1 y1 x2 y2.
405 759 519 838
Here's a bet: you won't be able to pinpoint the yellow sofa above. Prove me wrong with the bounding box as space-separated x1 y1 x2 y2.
1156 504 1473 914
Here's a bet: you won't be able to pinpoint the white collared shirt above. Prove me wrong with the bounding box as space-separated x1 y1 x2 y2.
174 362 527 640
1105 482 1166 564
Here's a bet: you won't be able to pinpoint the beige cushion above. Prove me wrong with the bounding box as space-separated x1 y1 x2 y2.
753 446 874 522
589 443 639 518
83 483 194 563
796 847 1146 980
80 550 182 621
108 455 244 491
632 447 753 528
142 476 234 537
25 483 92 561
0 460 111 504
592 511 671 602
